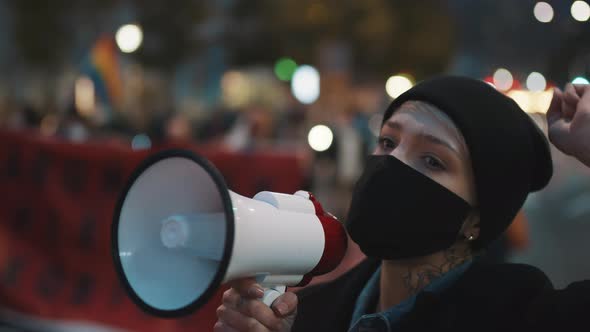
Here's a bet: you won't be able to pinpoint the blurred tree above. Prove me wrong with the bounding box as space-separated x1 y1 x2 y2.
131 0 207 70
8 0 453 79
9 0 71 69
9 0 121 70
547 25 590 86
9 0 205 71
228 0 455 80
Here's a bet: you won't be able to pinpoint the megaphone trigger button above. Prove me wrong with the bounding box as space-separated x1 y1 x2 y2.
293 190 310 199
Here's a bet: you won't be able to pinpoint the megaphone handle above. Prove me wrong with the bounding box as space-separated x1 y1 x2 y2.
262 285 286 307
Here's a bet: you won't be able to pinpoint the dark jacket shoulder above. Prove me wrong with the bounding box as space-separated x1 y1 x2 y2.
292 259 590 332
408 262 554 331
450 261 553 302
436 262 590 331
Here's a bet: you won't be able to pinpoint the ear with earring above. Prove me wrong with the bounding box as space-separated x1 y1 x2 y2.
462 212 480 243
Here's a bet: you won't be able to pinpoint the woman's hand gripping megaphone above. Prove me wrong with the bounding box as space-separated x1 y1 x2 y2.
215 278 298 332
214 191 345 331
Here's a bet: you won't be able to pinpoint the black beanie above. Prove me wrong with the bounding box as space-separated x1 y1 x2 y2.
382 75 553 249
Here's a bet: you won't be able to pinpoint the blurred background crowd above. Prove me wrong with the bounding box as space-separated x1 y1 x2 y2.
1 0 590 331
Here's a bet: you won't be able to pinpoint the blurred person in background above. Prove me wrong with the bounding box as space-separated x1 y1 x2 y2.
194 107 239 144
2 103 42 130
224 104 276 151
215 77 590 332
164 112 194 142
55 105 91 142
477 210 530 264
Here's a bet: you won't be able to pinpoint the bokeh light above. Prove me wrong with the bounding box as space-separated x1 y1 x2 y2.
274 57 297 81
508 90 553 113
572 76 590 84
75 76 95 117
571 1 590 22
291 65 320 104
534 2 554 23
131 134 152 150
116 24 143 53
385 75 414 99
307 125 333 152
508 90 531 112
221 71 252 108
526 72 547 92
493 68 514 91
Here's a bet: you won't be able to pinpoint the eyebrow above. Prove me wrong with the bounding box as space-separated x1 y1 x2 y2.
385 120 462 157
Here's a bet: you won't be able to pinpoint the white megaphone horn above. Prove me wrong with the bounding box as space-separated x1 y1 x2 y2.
112 150 348 317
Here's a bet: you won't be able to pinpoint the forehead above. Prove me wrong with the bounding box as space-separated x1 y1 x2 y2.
385 101 468 154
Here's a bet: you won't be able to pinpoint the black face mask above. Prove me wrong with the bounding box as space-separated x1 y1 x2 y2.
345 155 472 260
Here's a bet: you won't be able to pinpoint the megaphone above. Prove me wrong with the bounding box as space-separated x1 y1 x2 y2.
112 150 348 317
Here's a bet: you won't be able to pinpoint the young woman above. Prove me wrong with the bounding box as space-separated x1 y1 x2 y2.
214 76 590 332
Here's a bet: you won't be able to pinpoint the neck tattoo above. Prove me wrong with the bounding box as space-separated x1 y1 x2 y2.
401 246 471 295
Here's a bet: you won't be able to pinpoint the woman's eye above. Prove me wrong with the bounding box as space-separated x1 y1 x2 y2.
378 137 397 151
423 155 446 171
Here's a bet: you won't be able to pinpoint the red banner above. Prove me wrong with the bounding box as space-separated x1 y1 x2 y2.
0 130 308 331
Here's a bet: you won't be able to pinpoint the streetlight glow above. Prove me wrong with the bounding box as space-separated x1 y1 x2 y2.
308 125 333 152
385 75 414 99
291 65 320 104
493 68 514 91
116 24 143 53
534 2 554 23
571 1 590 21
526 72 547 92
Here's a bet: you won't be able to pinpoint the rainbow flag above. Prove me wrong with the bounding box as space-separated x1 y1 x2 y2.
82 35 123 111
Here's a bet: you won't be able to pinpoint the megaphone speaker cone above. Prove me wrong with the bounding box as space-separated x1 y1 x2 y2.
112 150 235 318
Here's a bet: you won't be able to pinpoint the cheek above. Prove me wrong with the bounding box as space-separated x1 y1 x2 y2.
439 173 475 205
428 157 476 205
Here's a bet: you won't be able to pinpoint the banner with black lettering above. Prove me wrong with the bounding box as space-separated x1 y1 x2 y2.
0 130 307 331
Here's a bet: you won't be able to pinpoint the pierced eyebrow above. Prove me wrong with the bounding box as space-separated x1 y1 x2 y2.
385 120 461 157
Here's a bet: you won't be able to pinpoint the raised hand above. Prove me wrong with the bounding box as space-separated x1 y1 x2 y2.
546 83 590 167
215 278 298 332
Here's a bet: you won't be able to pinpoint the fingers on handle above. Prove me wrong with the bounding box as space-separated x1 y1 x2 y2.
222 288 241 308
221 289 298 331
271 292 298 318
235 298 286 331
217 305 268 332
230 278 265 299
213 321 239 332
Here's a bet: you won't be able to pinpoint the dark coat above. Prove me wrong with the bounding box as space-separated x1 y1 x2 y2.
292 258 590 332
